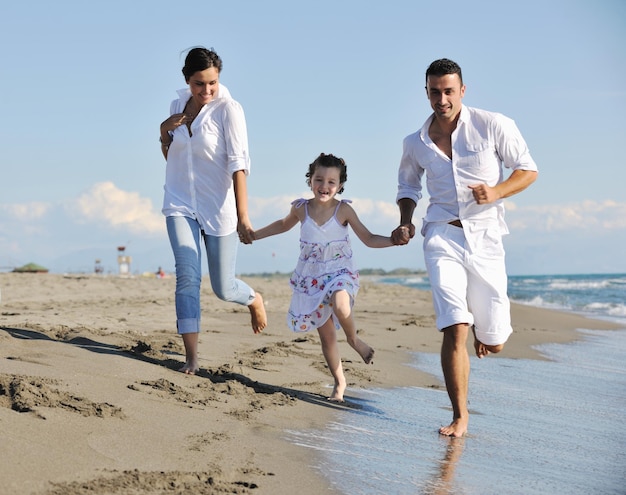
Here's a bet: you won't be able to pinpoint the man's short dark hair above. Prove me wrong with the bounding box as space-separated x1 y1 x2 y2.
426 58 463 85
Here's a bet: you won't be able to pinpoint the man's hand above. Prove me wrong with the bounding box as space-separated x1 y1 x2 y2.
468 183 499 204
391 224 415 245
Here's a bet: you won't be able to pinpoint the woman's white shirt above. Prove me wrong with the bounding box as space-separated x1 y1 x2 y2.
162 84 251 236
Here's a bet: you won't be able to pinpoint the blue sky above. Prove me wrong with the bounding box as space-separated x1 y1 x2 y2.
1 0 625 276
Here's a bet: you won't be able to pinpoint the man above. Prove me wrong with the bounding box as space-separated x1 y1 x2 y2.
392 59 538 437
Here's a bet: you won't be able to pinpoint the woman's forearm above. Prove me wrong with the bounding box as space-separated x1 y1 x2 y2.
232 170 249 221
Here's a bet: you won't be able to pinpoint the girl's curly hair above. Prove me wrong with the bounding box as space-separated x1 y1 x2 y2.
305 153 348 194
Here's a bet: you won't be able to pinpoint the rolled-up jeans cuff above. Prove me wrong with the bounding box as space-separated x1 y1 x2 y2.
177 318 200 335
245 291 257 306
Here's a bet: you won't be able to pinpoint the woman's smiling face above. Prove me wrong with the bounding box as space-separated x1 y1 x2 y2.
187 67 220 107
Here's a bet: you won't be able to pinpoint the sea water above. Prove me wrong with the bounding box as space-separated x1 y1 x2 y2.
286 274 626 494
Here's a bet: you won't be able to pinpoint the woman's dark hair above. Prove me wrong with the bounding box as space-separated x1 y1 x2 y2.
182 47 223 82
426 58 463 85
306 153 348 194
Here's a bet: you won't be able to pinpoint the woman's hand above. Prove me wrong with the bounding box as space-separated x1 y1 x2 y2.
160 113 188 158
237 219 254 245
161 113 188 134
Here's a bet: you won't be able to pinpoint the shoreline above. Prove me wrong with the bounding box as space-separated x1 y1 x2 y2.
0 273 621 494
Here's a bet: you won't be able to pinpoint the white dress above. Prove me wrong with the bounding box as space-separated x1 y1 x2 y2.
287 199 360 332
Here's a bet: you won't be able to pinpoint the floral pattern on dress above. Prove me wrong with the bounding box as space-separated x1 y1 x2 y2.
288 278 358 333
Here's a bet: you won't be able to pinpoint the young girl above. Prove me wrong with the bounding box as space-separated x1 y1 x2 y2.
252 153 404 402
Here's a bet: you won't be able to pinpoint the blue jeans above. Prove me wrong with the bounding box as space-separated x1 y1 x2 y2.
166 215 256 334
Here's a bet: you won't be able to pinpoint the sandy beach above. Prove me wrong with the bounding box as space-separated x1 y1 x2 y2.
0 272 620 495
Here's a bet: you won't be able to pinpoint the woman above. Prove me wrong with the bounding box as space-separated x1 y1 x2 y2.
159 47 266 375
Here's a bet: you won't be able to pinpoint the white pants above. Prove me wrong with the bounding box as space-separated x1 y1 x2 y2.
423 222 512 346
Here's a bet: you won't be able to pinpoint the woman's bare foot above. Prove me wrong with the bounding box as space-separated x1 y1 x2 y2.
179 359 199 375
352 338 375 364
179 333 199 374
328 379 347 402
439 417 468 438
249 293 267 334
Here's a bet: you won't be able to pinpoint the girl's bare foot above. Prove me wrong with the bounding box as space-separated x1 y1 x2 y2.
352 338 375 364
439 417 468 438
328 379 347 402
249 293 267 334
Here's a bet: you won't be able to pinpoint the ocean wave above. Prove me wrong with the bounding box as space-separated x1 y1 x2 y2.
403 276 428 285
547 279 612 290
510 295 570 311
585 302 626 318
382 273 626 325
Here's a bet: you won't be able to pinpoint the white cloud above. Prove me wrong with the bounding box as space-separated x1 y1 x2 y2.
0 201 51 220
67 181 163 235
0 182 166 271
248 194 307 218
506 199 626 232
348 198 400 222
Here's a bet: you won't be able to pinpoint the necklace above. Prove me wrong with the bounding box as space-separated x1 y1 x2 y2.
185 98 205 118
183 101 203 134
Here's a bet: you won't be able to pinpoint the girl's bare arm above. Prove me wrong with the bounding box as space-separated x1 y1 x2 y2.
253 205 300 240
341 203 394 248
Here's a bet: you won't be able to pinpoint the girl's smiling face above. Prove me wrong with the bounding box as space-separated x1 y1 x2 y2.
310 166 342 203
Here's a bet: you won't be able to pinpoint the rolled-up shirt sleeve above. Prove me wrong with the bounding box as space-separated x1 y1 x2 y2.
493 115 538 172
223 99 251 177
396 133 424 205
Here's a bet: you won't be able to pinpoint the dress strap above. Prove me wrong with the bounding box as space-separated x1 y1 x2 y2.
291 198 350 221
333 199 351 219
291 198 308 208
291 198 308 218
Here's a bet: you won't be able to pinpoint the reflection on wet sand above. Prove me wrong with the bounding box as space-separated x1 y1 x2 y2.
424 437 465 494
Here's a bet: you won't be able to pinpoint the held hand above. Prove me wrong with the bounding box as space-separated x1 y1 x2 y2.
237 219 254 245
391 224 414 245
161 113 188 133
468 183 499 204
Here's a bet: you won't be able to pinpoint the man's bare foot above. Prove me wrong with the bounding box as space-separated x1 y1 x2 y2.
249 293 267 334
179 360 199 375
473 338 504 359
471 326 504 359
439 417 468 438
474 339 490 359
352 338 375 364
328 379 347 402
